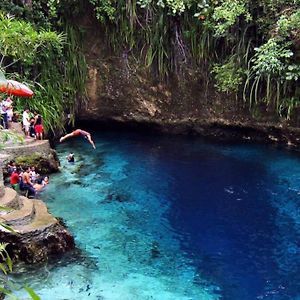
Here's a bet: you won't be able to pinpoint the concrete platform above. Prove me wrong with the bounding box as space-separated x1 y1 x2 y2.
0 187 57 234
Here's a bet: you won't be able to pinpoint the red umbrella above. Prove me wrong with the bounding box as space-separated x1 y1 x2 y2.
0 79 34 97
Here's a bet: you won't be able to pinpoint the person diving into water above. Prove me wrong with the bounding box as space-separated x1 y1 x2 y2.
59 129 96 149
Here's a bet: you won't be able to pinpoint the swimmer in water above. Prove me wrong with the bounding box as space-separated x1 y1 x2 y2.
60 129 96 149
67 152 75 163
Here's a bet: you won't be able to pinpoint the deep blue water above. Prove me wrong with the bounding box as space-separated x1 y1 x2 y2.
13 130 300 300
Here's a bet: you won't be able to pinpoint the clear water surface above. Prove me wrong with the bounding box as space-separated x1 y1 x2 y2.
12 129 300 300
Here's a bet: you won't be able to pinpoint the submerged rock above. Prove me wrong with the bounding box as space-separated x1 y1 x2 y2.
103 192 131 203
151 241 161 258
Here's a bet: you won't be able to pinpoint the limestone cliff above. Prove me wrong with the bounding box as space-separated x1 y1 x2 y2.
76 9 300 147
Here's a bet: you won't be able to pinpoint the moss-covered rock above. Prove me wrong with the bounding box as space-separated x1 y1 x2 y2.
14 150 59 174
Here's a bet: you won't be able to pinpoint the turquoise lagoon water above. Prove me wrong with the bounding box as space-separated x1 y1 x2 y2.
12 130 300 299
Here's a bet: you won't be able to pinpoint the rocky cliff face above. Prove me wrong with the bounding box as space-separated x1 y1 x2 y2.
76 11 300 147
80 29 238 124
76 8 245 122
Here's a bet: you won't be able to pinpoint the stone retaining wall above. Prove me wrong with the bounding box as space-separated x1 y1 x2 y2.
0 140 59 174
1 140 52 162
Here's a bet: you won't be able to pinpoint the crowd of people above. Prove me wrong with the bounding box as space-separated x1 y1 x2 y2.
0 95 44 139
6 152 76 198
1 96 98 201
7 161 49 198
1 95 95 148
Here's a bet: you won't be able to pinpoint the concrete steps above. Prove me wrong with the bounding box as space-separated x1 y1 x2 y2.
1 196 35 226
0 187 57 234
14 200 57 234
3 139 50 150
0 187 20 209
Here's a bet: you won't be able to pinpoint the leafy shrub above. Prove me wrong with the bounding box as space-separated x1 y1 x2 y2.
212 0 252 36
212 60 245 93
252 38 293 76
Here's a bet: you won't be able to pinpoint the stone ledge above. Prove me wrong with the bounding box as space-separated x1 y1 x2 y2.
1 139 53 161
13 200 58 234
1 196 35 227
3 139 50 150
0 188 19 209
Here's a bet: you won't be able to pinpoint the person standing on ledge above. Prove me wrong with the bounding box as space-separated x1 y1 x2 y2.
22 108 30 137
59 129 96 149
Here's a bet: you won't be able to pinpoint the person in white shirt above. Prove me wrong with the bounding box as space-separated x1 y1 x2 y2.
4 97 13 122
22 108 30 136
0 100 8 129
29 167 39 183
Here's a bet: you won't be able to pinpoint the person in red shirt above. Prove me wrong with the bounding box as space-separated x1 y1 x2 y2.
34 114 44 140
10 169 19 190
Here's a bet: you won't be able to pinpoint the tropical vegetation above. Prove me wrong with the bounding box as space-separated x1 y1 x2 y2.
86 0 300 119
0 2 87 134
0 0 299 128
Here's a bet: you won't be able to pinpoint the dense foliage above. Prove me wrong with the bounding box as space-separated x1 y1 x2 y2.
0 0 299 124
85 0 300 119
0 1 87 134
